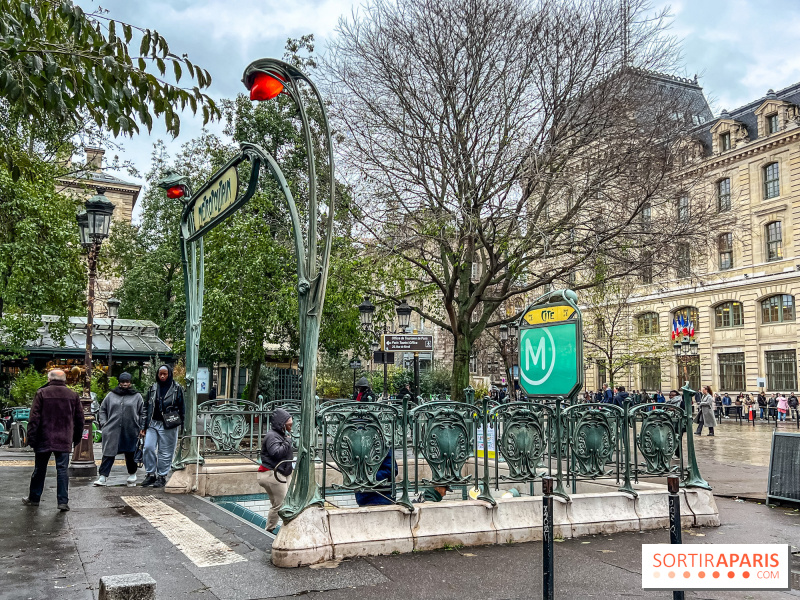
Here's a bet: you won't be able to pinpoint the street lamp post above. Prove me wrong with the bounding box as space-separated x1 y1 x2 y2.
395 300 419 400
70 188 115 477
106 297 120 376
673 335 699 389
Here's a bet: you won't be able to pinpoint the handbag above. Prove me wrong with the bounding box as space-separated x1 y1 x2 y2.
161 403 182 429
158 388 182 430
134 437 144 467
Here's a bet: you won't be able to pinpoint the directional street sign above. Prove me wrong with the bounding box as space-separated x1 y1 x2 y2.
517 290 583 398
382 334 433 352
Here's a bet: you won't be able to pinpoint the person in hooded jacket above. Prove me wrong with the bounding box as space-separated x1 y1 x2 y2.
142 364 185 488
612 386 630 407
258 408 294 534
354 376 377 402
94 372 146 487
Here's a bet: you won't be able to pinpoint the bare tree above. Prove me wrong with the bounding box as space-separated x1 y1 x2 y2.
325 0 714 400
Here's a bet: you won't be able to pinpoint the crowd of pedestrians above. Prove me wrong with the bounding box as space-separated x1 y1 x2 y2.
583 383 800 427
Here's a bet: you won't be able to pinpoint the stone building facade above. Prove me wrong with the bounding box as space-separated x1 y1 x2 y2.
57 147 141 317
584 82 800 395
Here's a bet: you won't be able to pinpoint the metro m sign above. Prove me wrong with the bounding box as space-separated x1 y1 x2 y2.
517 290 583 398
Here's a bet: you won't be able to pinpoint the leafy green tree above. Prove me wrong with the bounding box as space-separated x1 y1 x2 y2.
0 0 218 178
0 157 85 354
110 38 371 400
9 366 47 406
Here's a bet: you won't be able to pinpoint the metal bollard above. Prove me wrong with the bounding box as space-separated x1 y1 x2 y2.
542 475 555 600
668 475 684 600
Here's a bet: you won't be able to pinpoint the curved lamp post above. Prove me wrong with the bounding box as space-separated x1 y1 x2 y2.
158 58 335 522
70 188 115 477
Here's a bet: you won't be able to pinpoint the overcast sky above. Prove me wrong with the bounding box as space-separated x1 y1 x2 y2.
83 0 800 218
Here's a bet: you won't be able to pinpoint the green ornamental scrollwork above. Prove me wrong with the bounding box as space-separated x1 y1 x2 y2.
495 406 545 481
331 408 389 489
569 406 620 477
412 403 474 486
634 406 682 474
201 401 252 452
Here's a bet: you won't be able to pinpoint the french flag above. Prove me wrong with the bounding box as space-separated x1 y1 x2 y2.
689 319 695 338
671 319 678 340
680 315 689 336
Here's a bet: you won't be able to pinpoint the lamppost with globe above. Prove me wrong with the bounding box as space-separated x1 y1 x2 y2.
70 188 115 477
106 297 120 376
358 297 415 399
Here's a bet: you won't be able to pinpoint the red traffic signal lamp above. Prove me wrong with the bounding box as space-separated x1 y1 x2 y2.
249 72 284 101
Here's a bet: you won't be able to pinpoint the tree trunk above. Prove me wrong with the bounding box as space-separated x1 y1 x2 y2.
451 332 471 402
248 358 262 405
233 337 241 398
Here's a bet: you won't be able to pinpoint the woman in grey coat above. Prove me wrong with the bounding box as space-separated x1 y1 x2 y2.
94 373 146 486
694 384 717 437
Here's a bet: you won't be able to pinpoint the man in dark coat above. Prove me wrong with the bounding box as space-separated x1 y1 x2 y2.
23 369 84 511
258 408 294 534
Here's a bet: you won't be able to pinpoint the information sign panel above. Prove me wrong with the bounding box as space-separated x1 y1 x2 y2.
382 334 433 352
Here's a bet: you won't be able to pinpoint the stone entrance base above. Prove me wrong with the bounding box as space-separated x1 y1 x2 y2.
271 485 719 568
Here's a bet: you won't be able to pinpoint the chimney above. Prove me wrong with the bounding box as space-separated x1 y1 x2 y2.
84 147 104 171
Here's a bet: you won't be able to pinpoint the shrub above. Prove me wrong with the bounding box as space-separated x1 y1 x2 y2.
9 368 48 406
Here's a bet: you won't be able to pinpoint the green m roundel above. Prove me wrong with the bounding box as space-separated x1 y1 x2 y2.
517 292 583 397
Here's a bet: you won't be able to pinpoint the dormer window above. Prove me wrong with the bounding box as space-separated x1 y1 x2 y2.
720 132 731 151
767 113 779 134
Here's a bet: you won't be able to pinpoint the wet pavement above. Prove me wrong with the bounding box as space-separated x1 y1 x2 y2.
1 419 797 600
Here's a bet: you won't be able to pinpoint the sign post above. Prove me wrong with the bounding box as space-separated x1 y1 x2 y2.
349 359 362 394
517 289 583 399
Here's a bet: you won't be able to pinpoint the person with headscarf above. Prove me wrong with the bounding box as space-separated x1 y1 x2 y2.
142 364 185 488
94 372 146 487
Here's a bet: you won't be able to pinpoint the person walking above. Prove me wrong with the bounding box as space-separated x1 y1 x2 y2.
23 370 84 511
694 385 717 436
142 365 185 488
612 385 630 407
602 383 613 404
776 393 789 422
94 373 146 487
789 392 799 421
757 392 767 420
258 408 294 535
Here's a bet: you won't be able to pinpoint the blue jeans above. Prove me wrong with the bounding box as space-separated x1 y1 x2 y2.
778 411 786 421
144 420 179 476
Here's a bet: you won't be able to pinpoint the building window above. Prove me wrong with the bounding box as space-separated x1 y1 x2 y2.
714 301 743 329
718 353 745 392
636 312 659 336
641 203 651 229
673 307 699 333
767 113 778 134
469 353 478 374
765 221 782 261
596 360 607 390
677 195 689 222
640 359 661 391
595 317 606 340
764 162 780 199
471 261 480 280
720 132 731 151
761 294 795 323
677 246 690 278
765 350 798 391
717 178 731 212
718 233 733 270
640 251 653 284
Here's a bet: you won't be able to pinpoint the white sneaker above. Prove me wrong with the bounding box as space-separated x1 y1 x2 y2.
93 475 107 486
126 474 137 487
